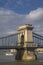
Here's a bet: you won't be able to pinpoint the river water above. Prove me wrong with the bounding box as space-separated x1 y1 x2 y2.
0 56 43 65
0 60 43 65
0 50 43 65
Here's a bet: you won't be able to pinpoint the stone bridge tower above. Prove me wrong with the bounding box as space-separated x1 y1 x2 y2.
15 24 36 61
18 24 33 47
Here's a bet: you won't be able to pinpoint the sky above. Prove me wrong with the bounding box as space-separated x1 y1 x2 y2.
0 0 43 35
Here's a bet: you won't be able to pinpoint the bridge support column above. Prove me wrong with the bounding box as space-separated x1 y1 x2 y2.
22 50 37 61
15 24 37 61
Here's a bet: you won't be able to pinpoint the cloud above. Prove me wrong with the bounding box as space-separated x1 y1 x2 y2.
0 8 43 35
0 8 25 34
26 8 43 21
25 8 43 35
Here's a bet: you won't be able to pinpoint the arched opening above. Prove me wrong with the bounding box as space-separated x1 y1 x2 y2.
21 34 24 45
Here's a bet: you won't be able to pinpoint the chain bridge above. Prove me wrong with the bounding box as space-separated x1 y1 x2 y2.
0 24 43 60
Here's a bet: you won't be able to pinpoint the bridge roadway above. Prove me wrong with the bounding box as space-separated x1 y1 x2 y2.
0 46 43 51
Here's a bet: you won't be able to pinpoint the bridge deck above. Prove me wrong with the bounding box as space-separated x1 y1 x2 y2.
0 46 43 51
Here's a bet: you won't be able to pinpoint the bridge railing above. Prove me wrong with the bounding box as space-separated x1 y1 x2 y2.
0 33 18 46
33 32 43 47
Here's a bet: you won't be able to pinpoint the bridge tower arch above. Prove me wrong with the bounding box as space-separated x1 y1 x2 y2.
15 24 36 61
18 24 33 47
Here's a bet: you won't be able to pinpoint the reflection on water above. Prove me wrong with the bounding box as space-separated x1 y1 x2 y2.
0 53 43 62
0 49 16 62
0 50 43 65
0 60 43 65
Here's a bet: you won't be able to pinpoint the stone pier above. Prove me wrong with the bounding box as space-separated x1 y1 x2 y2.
15 24 37 61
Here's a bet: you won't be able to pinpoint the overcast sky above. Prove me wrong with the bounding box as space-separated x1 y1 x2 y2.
0 0 43 35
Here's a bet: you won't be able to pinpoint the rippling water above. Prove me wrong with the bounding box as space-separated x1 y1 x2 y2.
0 60 43 65
0 50 43 65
